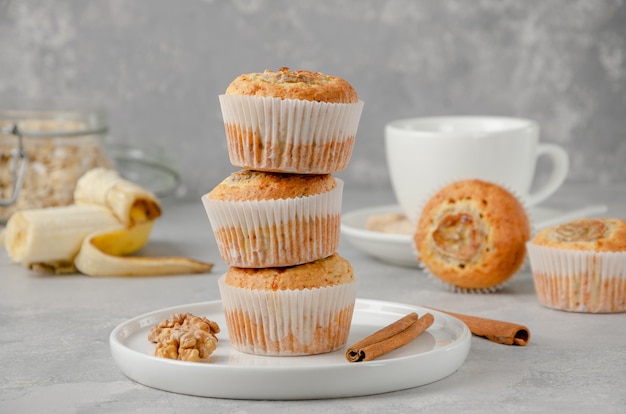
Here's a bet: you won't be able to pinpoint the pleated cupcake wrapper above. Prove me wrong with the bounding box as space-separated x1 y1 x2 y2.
419 261 510 294
218 95 364 173
218 276 359 356
202 179 343 268
526 242 626 313
413 178 532 294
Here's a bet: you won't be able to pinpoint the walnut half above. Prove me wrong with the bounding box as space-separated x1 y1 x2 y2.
148 313 220 362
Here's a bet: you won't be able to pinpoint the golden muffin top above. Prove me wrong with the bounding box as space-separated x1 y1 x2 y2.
224 253 354 291
532 218 626 252
414 179 530 290
207 170 336 201
225 67 358 103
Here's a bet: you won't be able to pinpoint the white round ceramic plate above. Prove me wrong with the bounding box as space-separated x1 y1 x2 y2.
110 299 471 400
341 204 608 268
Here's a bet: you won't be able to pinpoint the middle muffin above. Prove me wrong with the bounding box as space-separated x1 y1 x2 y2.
202 170 343 268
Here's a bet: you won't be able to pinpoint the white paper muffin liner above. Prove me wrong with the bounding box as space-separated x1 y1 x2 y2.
413 178 532 294
218 95 364 174
202 179 343 268
218 276 358 356
526 242 626 313
418 260 510 294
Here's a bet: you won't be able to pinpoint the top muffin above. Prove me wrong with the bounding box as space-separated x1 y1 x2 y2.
225 67 358 103
218 67 363 174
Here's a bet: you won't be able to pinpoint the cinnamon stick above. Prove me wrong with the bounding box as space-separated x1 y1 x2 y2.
345 312 434 362
425 307 530 346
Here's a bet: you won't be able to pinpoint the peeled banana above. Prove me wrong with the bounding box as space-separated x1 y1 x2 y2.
3 204 122 266
1 168 213 277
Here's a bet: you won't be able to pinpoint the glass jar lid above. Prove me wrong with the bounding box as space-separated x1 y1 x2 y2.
0 108 108 138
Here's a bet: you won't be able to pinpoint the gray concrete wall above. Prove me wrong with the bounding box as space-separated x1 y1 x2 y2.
1 0 624 199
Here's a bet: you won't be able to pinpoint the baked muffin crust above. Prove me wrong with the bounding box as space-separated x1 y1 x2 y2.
532 218 626 252
225 67 358 103
414 179 530 290
207 170 336 201
224 253 354 290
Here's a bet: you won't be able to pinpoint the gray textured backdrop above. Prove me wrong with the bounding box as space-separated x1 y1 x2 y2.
1 0 625 199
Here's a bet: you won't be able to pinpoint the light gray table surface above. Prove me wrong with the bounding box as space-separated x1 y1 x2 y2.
1 183 625 413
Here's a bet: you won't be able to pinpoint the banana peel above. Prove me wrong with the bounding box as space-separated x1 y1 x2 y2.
74 225 213 277
2 168 213 277
90 220 155 257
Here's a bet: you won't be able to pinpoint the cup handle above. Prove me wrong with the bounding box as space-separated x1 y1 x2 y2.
526 143 569 206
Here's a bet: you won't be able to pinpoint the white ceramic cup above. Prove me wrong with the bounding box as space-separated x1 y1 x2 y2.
385 116 569 223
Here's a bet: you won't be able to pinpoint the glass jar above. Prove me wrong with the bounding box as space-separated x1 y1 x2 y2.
0 109 112 222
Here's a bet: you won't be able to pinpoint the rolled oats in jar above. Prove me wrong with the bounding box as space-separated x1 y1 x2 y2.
0 109 112 222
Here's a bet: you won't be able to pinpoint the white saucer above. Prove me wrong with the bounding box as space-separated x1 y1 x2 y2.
341 204 608 268
110 299 471 400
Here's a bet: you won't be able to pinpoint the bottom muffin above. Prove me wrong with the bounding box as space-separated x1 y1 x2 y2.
218 253 358 356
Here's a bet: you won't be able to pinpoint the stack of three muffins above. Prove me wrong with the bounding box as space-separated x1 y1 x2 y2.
202 68 364 356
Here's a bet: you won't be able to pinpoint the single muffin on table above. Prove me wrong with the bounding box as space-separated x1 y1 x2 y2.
414 179 531 292
202 169 343 268
218 67 364 174
527 218 626 313
218 253 358 356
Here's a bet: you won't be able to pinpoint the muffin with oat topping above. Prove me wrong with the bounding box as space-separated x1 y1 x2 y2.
527 218 626 313
218 253 358 356
201 170 343 268
218 67 364 174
